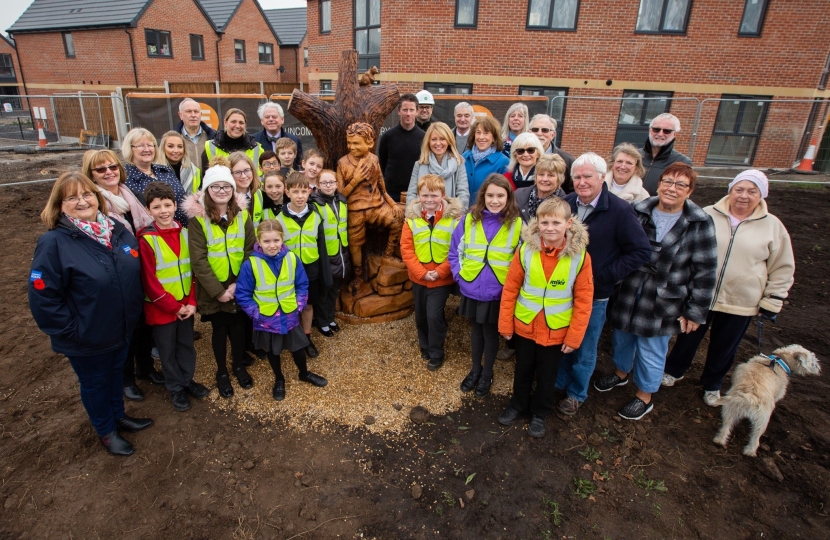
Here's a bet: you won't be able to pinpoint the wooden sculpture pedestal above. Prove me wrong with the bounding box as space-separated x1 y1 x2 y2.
337 254 414 324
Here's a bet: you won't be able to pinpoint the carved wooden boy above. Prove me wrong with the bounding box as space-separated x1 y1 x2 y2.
336 122 404 284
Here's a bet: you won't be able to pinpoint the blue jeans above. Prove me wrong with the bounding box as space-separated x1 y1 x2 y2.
555 298 607 402
67 344 129 437
611 329 671 394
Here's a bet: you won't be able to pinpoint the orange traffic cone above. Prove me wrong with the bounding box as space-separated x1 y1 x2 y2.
794 134 819 174
37 118 47 148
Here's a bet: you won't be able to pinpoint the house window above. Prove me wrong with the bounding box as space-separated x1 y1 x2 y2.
304 47 309 67
455 0 478 27
145 29 172 57
705 96 769 166
320 0 331 33
355 0 380 72
615 90 673 147
527 0 580 30
424 83 473 95
739 0 768 36
519 86 568 147
635 0 692 34
62 32 75 58
234 40 246 62
190 34 204 60
0 54 14 78
258 43 273 64
320 80 333 94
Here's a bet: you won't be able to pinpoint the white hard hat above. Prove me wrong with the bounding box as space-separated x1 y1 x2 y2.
415 90 435 106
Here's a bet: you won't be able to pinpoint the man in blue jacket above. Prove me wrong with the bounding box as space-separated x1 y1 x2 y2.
555 152 651 417
253 102 303 170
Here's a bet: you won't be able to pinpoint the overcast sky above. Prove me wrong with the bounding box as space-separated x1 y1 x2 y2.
2 0 307 37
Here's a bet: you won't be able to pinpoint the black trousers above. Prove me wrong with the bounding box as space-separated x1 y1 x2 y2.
267 350 308 381
208 311 247 376
509 334 563 419
152 317 197 393
123 313 154 386
413 283 452 360
664 310 753 391
314 277 341 328
470 320 499 378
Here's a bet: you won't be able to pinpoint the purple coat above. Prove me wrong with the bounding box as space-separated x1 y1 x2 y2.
449 209 513 302
236 244 309 334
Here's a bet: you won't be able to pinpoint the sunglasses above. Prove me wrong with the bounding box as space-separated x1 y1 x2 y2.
514 147 537 155
92 164 119 174
650 127 675 135
530 127 552 134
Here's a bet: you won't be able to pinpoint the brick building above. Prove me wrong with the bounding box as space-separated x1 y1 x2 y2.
265 7 309 86
0 34 22 106
305 0 830 169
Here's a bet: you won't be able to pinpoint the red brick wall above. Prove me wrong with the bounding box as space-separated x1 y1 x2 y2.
220 0 281 82
0 39 23 91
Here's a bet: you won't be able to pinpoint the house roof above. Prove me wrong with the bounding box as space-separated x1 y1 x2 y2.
196 0 242 32
264 7 307 47
1 34 14 48
7 0 152 33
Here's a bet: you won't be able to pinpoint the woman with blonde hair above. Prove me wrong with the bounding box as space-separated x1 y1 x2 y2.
501 103 529 157
156 131 201 193
504 132 544 191
405 121 470 208
605 143 649 203
515 153 567 223
82 149 153 235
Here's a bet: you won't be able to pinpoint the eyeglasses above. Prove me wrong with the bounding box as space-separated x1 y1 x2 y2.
514 147 537 156
131 144 155 150
209 184 234 193
63 192 97 204
232 168 253 177
417 105 433 110
318 181 337 187
660 178 690 190
530 127 552 134
92 164 119 174
650 127 675 135
261 161 280 169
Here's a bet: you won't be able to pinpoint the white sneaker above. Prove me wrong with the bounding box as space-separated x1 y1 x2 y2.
703 390 721 407
661 373 684 387
496 348 515 361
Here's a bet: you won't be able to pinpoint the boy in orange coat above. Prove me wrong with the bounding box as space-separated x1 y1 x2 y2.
401 174 463 371
497 197 593 438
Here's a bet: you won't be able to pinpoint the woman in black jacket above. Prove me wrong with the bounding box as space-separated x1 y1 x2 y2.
29 172 151 456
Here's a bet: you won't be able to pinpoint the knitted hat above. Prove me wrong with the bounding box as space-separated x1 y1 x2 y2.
415 90 435 106
200 165 235 205
728 169 768 199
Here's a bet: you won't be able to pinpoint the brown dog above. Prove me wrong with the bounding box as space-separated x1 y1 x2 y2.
713 345 820 457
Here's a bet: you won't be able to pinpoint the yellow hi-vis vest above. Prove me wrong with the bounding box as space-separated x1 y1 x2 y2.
204 141 263 176
143 229 192 301
458 214 522 285
316 200 349 256
251 252 299 316
408 214 458 264
195 211 247 282
252 190 282 226
276 209 322 264
514 243 586 330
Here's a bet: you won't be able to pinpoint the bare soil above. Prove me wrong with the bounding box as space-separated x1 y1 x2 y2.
1 151 829 539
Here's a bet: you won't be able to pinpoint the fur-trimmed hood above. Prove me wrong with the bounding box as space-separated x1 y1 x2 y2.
182 190 248 220
520 216 589 259
405 197 464 221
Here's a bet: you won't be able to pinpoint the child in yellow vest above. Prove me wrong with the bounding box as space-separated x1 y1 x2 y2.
138 182 206 412
497 197 594 438
252 170 286 227
235 220 328 401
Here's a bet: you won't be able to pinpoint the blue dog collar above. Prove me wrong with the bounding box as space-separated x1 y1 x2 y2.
766 354 791 377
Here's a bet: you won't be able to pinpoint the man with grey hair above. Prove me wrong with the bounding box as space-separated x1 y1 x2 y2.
529 113 575 192
555 153 651 417
174 97 216 171
639 112 691 193
253 102 303 169
453 102 474 150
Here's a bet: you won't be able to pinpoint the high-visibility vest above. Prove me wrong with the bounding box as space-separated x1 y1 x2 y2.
457 214 522 285
316 199 349 256
194 211 247 282
514 243 586 330
204 141 263 176
190 167 203 193
408 214 457 264
276 209 322 264
252 190 282 226
143 229 192 301
250 252 299 316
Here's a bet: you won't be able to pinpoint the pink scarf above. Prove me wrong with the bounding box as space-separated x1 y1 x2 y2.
66 212 114 249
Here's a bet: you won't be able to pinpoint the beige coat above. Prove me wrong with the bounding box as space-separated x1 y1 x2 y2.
705 196 794 316
604 171 649 203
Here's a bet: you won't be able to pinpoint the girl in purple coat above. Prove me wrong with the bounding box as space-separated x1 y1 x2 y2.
235 220 328 401
449 174 522 397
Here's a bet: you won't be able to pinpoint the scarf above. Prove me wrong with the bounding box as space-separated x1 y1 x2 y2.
471 145 496 164
428 152 459 182
526 186 565 220
98 185 154 234
67 211 114 249
513 165 536 188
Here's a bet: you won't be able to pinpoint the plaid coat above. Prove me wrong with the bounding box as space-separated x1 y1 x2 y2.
610 196 717 337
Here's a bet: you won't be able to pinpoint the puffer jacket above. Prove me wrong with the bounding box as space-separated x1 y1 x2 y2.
603 171 649 203
401 197 464 287
639 138 692 194
498 218 593 349
309 189 352 281
705 196 795 316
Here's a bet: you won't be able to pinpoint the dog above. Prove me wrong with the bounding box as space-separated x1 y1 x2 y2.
713 344 820 457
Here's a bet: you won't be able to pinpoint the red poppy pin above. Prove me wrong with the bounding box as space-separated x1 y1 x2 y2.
130 249 138 257
30 271 45 290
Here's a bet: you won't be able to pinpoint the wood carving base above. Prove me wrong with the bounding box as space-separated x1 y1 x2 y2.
337 254 413 323
335 307 415 325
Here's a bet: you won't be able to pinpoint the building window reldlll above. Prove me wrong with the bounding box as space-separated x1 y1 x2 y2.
635 0 692 34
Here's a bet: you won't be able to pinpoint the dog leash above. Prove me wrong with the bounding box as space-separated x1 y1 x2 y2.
756 310 790 377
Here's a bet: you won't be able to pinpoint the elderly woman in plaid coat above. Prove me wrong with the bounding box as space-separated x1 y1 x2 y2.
594 162 717 421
